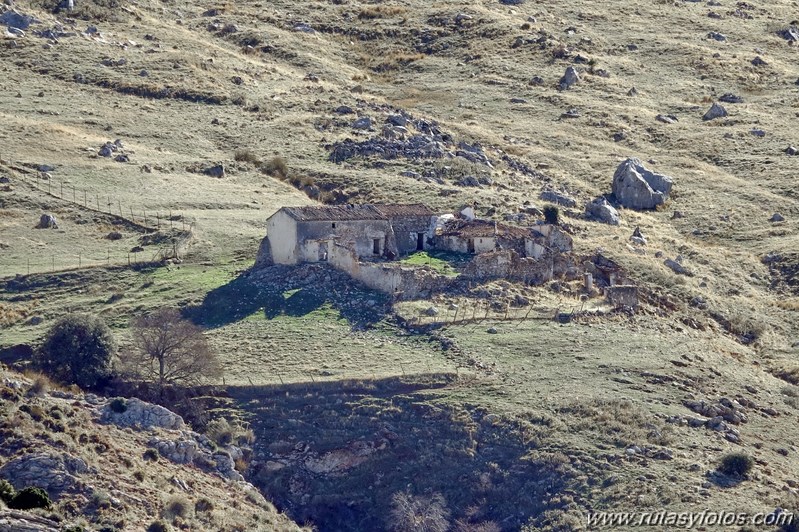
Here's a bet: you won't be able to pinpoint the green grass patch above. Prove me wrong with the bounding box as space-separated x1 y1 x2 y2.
399 251 464 277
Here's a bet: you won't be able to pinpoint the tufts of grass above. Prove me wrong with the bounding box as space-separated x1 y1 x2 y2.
358 6 406 19
234 149 261 165
262 156 288 179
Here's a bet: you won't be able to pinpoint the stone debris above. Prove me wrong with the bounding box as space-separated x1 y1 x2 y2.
100 397 185 430
612 157 673 210
750 128 766 138
751 56 768 66
585 197 620 225
558 66 579 90
656 114 678 124
707 31 726 42
702 102 728 121
98 139 124 157
770 213 785 222
786 145 798 156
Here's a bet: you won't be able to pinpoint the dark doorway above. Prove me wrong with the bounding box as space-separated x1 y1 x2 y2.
416 233 425 251
373 238 381 255
467 238 475 253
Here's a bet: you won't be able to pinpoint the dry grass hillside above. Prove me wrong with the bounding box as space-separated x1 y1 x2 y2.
1 0 799 530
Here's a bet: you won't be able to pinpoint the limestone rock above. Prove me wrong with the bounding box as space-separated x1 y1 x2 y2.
36 213 58 229
0 510 60 532
148 436 198 464
612 157 673 210
0 10 38 30
0 452 88 496
585 197 619 225
100 397 185 430
770 213 785 222
664 258 692 276
558 66 579 90
702 102 728 121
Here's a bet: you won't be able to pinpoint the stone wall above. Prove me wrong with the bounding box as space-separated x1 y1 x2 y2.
329 243 451 299
606 285 639 308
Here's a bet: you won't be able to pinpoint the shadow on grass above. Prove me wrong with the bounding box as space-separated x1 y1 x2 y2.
183 266 390 330
222 372 573 532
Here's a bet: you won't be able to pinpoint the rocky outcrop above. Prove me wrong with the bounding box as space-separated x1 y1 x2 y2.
100 397 185 430
585 197 620 225
558 66 579 90
0 453 89 496
36 214 58 229
0 510 60 532
612 158 673 210
148 431 245 481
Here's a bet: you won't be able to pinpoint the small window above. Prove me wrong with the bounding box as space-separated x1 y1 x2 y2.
332 223 336 229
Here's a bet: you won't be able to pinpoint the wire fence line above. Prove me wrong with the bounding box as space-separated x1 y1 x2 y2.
11 163 194 233
2 168 198 278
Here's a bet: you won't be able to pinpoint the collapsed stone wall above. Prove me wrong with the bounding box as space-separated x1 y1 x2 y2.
462 250 579 285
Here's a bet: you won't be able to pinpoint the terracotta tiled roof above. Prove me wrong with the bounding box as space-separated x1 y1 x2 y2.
439 219 531 238
279 204 435 222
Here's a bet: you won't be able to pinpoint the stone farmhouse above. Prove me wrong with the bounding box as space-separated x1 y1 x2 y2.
255 203 576 298
257 204 572 267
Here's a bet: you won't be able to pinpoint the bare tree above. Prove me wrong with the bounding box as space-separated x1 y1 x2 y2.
128 308 221 391
388 491 450 532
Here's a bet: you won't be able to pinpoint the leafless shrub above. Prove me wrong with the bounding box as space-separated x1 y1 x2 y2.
234 149 260 165
125 308 221 392
388 491 450 532
262 156 288 179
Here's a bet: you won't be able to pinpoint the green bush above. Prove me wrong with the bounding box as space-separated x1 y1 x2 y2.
718 452 754 477
146 520 170 532
543 205 560 226
0 479 15 504
109 398 128 413
37 314 116 389
8 487 52 510
143 448 159 462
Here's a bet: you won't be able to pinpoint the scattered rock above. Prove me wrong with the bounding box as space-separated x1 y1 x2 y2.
770 213 785 222
626 87 638 97
540 189 577 208
751 56 768 66
612 157 673 210
352 116 372 130
36 213 58 229
719 93 743 103
664 257 692 276
529 75 544 86
585 197 620 225
334 105 354 115
702 102 728 121
487 327 498 334
656 114 678 124
106 231 123 240
786 145 798 156
750 129 766 138
203 164 225 178
707 31 727 42
561 108 580 119
0 10 39 30
630 226 647 246
777 26 799 43
558 66 579 90
423 306 439 317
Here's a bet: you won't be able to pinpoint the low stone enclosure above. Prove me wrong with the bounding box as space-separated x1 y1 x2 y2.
255 204 638 306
